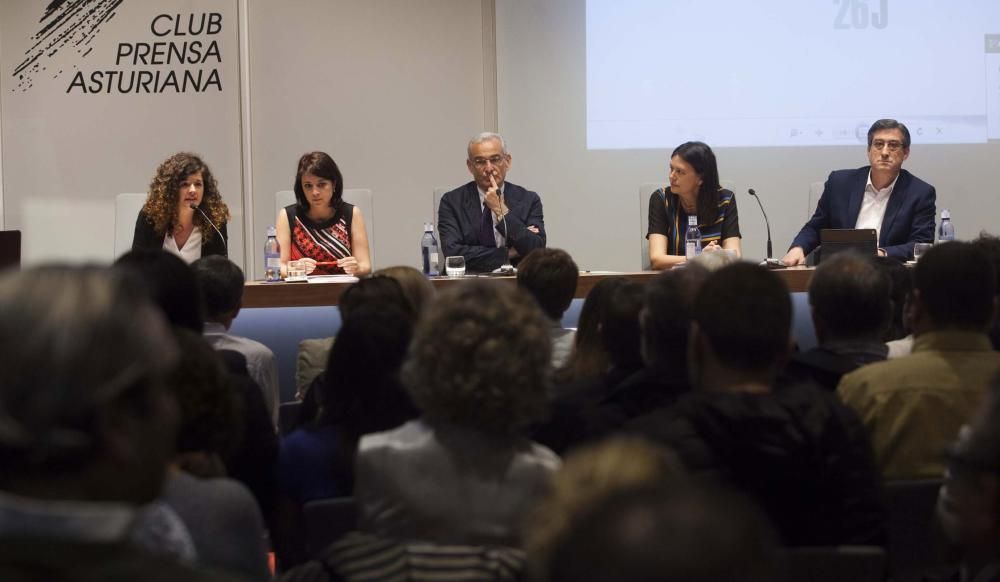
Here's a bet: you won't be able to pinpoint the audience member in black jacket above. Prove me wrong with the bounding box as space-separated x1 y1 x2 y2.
533 281 646 455
782 253 889 391
628 263 886 547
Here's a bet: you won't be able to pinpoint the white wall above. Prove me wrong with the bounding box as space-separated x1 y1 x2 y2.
495 0 1000 270
0 0 245 265
247 0 491 275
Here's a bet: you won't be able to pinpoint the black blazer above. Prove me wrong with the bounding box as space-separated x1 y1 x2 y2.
437 181 546 273
132 208 228 258
790 167 936 261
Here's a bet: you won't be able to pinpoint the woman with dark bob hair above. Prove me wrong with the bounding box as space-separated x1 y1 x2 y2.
132 152 230 262
647 141 741 269
276 151 371 277
355 281 561 547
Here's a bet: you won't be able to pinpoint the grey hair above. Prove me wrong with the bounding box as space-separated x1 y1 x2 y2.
467 132 508 157
688 250 740 272
0 266 175 469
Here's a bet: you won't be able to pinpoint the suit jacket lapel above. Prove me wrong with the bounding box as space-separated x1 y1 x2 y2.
879 170 910 246
464 182 482 241
846 167 868 227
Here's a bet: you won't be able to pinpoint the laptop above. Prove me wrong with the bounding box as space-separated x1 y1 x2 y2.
818 228 877 263
0 230 22 270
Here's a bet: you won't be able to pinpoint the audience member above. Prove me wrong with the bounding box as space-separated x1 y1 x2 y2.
192 255 280 424
374 265 436 314
973 233 1000 350
144 329 270 580
546 482 778 582
936 374 1000 582
276 303 418 567
839 241 1000 479
533 280 646 454
628 263 885 547
516 248 579 368
551 276 629 391
0 266 231 581
356 281 560 546
114 249 279 530
526 437 685 582
783 252 890 390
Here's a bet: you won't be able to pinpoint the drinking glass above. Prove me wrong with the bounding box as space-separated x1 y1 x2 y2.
913 243 932 261
286 259 307 279
445 256 466 277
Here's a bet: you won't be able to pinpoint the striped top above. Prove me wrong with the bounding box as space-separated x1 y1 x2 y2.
279 531 525 582
285 202 354 275
646 188 741 255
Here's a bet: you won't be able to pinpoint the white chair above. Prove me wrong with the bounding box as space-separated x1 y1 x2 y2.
639 180 736 270
274 189 375 267
114 193 147 258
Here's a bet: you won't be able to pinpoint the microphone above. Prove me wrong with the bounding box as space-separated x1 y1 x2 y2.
493 188 516 275
748 189 783 269
189 203 227 252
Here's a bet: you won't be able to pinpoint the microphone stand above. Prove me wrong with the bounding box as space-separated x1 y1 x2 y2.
494 190 516 275
748 189 782 269
189 203 228 252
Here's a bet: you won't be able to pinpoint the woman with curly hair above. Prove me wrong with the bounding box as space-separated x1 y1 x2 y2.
355 281 560 547
132 152 230 262
276 151 371 277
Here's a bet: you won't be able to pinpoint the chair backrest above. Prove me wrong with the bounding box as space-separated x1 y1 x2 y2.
885 479 948 582
275 189 375 267
0 230 22 270
303 496 359 557
639 180 737 270
807 181 825 220
114 193 147 258
782 546 887 582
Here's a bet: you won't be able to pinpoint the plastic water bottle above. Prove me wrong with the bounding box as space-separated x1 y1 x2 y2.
685 215 702 259
938 209 955 243
421 223 440 276
264 227 281 281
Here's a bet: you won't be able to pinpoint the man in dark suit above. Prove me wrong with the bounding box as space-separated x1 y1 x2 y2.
783 119 936 264
438 132 546 273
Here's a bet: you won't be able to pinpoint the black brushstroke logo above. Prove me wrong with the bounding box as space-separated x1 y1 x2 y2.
12 0 125 92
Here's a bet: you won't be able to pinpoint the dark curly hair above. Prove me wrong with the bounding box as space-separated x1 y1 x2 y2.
403 281 550 435
142 152 230 241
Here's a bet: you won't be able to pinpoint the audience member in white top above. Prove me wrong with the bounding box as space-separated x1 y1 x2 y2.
192 256 279 423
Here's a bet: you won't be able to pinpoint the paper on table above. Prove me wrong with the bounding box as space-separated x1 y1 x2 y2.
307 275 360 284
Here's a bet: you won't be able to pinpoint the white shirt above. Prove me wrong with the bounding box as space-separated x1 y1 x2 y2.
162 227 203 264
203 322 280 426
477 184 506 248
854 172 899 243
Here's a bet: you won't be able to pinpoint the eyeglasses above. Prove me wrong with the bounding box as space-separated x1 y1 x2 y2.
470 155 508 168
871 140 904 152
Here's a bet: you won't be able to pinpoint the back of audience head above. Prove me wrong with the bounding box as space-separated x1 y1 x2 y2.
942 373 1000 555
191 255 244 325
873 256 913 341
911 241 996 333
373 265 436 316
114 248 204 332
601 280 646 370
167 328 243 477
0 266 177 503
318 303 418 440
516 248 579 322
809 252 891 344
547 481 778 582
973 233 1000 348
527 437 685 582
556 276 629 383
641 265 709 370
404 281 549 435
339 274 414 321
692 263 792 385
